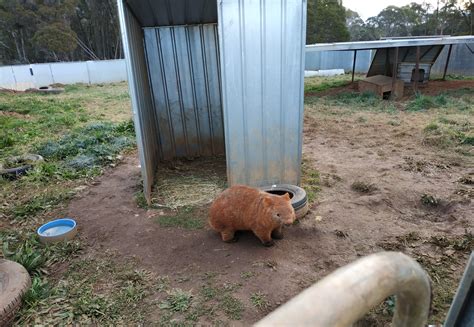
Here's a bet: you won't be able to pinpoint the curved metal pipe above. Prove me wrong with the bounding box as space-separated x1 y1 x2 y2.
255 252 431 327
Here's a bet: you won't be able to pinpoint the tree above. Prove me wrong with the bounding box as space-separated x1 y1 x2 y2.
307 0 350 44
346 9 379 41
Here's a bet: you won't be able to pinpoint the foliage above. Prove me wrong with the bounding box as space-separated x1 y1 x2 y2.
307 0 350 44
346 1 474 41
0 0 120 64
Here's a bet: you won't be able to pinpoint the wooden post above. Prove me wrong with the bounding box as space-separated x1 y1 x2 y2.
351 50 357 83
414 46 420 93
391 47 399 99
442 44 453 80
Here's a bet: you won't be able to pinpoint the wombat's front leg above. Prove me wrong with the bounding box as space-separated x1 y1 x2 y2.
221 230 238 243
271 226 284 240
254 230 274 247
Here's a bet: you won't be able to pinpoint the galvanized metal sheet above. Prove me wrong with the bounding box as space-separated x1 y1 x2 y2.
218 0 307 187
126 0 217 27
118 0 159 202
144 24 225 160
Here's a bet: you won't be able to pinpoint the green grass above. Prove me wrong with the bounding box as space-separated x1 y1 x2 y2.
422 117 473 150
155 206 206 229
406 93 448 111
0 84 136 325
160 289 193 312
305 79 350 93
250 292 269 310
1 231 82 271
301 157 321 204
16 256 152 325
220 294 244 320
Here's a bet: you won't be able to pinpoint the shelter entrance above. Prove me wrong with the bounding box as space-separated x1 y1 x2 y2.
118 0 307 202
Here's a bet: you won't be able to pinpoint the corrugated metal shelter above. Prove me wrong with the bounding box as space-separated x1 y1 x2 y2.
117 0 307 202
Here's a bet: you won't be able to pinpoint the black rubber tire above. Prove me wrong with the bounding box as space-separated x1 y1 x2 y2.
295 202 309 220
0 259 31 326
0 154 43 179
259 184 308 210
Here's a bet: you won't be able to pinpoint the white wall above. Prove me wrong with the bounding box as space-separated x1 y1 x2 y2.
0 59 127 91
1 45 472 91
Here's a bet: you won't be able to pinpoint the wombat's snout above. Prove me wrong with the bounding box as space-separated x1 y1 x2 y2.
283 213 296 226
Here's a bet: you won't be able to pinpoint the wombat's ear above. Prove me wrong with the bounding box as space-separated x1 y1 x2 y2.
263 196 273 206
282 193 291 200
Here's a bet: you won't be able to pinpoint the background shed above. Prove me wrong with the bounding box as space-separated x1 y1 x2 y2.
117 0 307 202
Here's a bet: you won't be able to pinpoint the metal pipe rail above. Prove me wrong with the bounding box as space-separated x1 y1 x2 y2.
255 252 431 327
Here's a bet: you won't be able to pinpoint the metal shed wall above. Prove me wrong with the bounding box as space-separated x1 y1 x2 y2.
118 0 159 201
143 24 225 160
218 0 307 186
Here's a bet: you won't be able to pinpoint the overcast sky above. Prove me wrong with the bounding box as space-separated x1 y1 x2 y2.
343 0 440 20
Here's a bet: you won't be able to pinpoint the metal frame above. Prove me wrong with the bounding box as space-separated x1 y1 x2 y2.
445 252 474 326
255 252 431 327
306 36 474 52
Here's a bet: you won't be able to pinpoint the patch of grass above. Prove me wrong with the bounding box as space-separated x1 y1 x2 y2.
10 192 72 220
422 118 473 150
22 276 51 307
420 193 439 207
301 157 321 203
330 91 380 107
250 292 269 310
356 116 367 123
351 181 377 193
387 119 401 126
2 233 82 275
424 122 439 132
135 190 148 208
17 255 152 325
160 289 193 312
220 294 244 320
406 93 447 111
156 276 171 292
200 284 218 301
155 206 205 229
2 237 45 275
240 271 255 279
305 79 350 93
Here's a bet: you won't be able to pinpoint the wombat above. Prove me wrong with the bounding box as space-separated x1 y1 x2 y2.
209 185 296 246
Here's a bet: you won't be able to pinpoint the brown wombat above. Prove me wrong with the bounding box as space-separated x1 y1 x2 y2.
209 185 296 246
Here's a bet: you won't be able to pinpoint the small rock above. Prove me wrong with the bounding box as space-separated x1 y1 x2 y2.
315 216 323 222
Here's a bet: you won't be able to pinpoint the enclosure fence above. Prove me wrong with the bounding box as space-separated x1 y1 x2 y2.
1 43 472 91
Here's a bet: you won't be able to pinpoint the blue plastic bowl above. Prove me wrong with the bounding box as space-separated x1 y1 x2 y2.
37 218 77 244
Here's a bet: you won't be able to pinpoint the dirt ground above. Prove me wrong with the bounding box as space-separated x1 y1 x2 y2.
59 81 473 325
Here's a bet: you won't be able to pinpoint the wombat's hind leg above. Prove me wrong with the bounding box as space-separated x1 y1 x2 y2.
272 226 284 240
221 230 238 243
254 230 274 247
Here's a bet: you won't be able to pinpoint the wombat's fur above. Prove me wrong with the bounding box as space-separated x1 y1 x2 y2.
209 185 295 246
